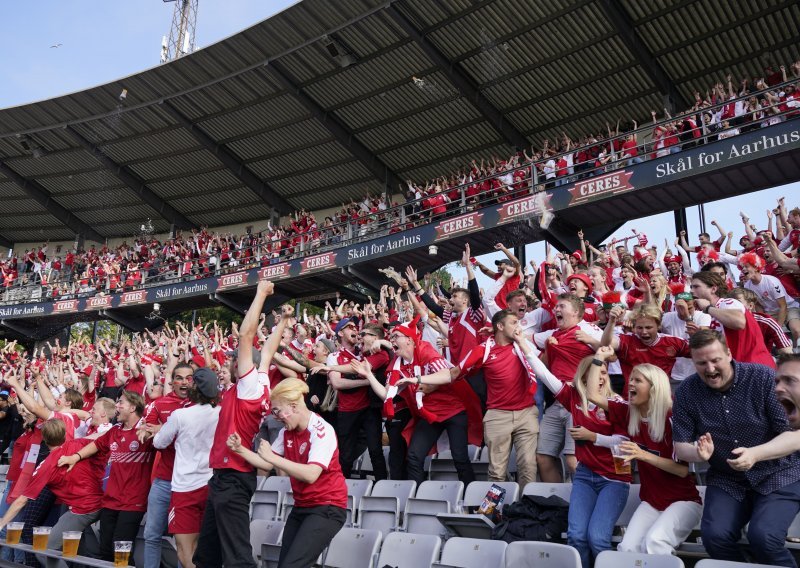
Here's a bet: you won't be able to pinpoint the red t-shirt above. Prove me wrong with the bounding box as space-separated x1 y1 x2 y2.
144 393 193 481
621 139 638 157
24 439 105 515
607 401 700 510
535 325 598 383
272 413 347 509
555 385 629 482
329 349 369 413
82 391 96 412
616 334 690 391
94 424 156 512
479 343 536 411
208 368 271 472
124 374 147 397
710 298 775 368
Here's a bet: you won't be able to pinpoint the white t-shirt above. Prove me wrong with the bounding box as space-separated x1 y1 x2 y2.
661 310 712 382
153 403 222 492
744 274 799 315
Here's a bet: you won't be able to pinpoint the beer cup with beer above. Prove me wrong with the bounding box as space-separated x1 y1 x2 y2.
62 531 82 557
611 434 632 475
32 527 51 551
6 522 24 545
114 540 132 567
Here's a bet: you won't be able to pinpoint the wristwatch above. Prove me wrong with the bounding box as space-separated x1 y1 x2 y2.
415 375 422 385
702 305 712 314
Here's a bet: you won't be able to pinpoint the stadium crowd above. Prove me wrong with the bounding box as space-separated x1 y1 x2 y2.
2 61 799 306
0 188 798 567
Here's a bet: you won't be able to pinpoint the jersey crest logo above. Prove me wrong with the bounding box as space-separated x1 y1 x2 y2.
299 442 308 455
129 441 140 451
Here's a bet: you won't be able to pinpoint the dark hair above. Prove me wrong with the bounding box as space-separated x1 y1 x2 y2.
691 271 727 295
491 309 514 332
189 388 219 408
700 261 728 275
450 287 469 300
776 353 800 367
173 362 193 375
698 232 711 239
120 390 145 416
689 329 728 351
362 323 385 339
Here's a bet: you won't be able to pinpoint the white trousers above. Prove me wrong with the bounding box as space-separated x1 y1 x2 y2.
618 500 702 555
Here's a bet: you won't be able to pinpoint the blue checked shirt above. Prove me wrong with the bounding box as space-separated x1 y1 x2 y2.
673 361 800 501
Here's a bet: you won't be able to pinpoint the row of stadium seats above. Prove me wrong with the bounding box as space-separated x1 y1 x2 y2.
251 476 800 562
251 523 771 568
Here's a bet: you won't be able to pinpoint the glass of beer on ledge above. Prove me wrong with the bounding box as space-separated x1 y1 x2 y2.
611 435 632 476
6 522 24 545
62 531 82 557
114 541 132 567
32 527 51 551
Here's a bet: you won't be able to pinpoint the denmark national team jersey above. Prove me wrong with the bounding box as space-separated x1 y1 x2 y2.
709 298 775 368
208 367 271 472
470 342 535 411
272 413 348 509
327 349 368 413
144 392 193 480
616 333 690 391
606 401 700 511
554 385 629 482
24 439 105 515
744 274 799 315
534 322 602 383
93 424 156 512
443 308 485 364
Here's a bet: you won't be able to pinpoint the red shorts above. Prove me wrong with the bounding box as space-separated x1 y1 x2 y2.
168 486 209 534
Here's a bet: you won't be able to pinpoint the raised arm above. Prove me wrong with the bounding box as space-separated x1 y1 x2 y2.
238 280 275 378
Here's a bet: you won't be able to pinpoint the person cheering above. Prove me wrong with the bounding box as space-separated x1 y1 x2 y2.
227 378 347 568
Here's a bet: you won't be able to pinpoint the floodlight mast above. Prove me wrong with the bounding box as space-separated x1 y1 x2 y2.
161 0 198 63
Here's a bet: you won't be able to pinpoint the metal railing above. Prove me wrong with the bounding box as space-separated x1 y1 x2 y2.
2 76 798 306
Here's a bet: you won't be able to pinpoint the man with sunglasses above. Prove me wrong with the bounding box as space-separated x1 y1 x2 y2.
140 363 194 568
326 320 390 480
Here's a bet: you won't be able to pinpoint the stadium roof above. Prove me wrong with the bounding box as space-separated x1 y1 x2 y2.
0 0 796 244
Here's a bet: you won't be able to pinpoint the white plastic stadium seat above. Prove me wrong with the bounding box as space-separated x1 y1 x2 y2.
414 480 464 511
251 490 282 521
249 519 284 564
522 482 572 503
462 481 519 512
376 532 441 568
436 537 507 568
322 528 382 568
595 550 685 568
357 479 416 532
504 541 581 568
345 478 373 525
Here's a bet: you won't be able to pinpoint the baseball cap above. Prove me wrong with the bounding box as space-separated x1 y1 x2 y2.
334 318 357 334
494 258 513 266
318 338 336 354
192 368 220 398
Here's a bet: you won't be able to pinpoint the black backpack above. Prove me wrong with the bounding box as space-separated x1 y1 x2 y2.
491 494 569 543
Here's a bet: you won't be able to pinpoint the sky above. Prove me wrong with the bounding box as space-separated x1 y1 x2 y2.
0 0 794 285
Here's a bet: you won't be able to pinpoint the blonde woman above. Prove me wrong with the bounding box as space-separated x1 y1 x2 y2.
588 347 702 555
526 351 629 568
227 378 347 568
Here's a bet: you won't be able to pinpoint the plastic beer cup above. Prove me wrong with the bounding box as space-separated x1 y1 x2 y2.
62 531 82 557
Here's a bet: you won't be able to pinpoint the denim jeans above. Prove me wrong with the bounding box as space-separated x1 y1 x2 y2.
702 482 800 567
568 463 630 568
143 478 172 568
0 481 24 563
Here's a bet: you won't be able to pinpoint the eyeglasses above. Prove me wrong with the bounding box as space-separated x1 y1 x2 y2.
360 332 377 337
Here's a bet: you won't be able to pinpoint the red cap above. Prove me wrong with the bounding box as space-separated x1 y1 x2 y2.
665 255 682 265
393 316 421 344
566 273 593 294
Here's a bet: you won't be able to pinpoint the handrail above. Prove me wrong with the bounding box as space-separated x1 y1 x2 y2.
2 76 798 306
